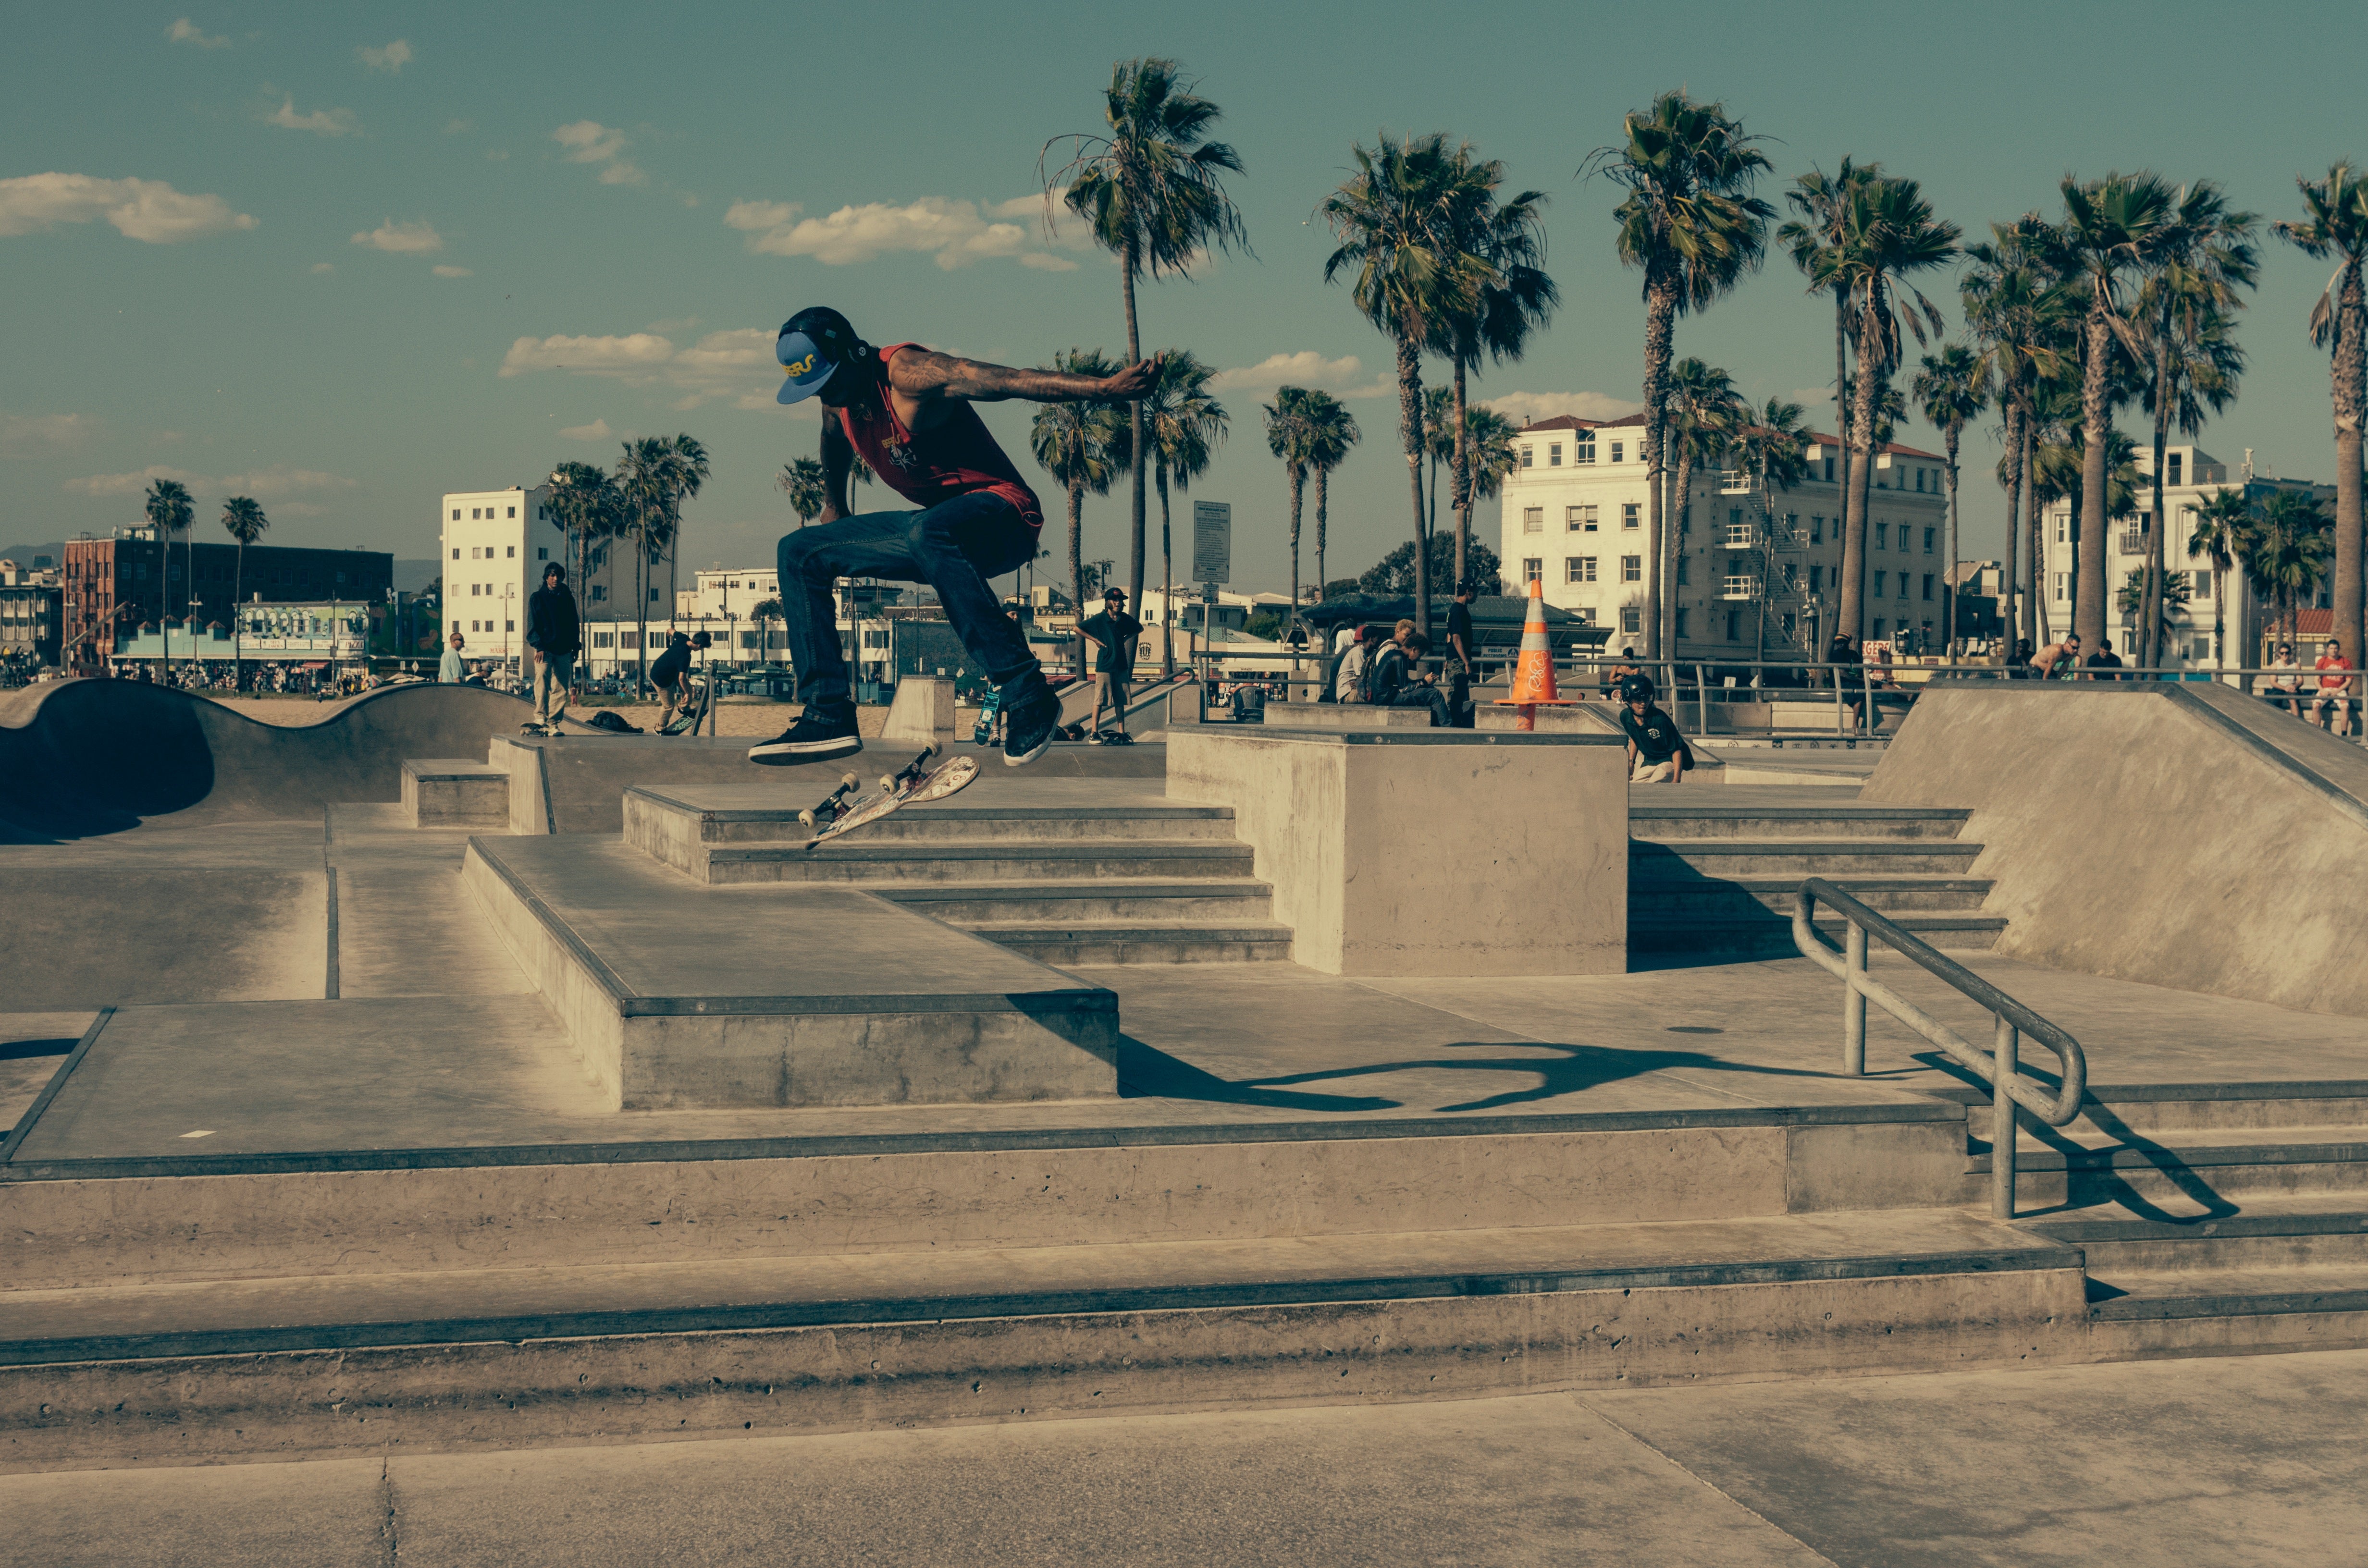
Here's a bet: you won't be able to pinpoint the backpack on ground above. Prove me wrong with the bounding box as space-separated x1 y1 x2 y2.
586 709 641 733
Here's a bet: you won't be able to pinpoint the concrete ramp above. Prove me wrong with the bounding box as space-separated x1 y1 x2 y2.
0 679 533 839
1863 681 2368 1016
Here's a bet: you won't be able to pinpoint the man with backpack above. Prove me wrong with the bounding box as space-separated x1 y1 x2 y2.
1369 620 1449 726
1331 623 1374 703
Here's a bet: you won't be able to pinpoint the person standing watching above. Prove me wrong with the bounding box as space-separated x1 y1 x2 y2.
2313 637 2356 736
1080 586 1143 742
524 563 580 732
439 629 467 685
1445 579 1479 726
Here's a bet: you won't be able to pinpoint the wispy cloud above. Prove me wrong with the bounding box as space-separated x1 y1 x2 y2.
1485 391 1646 427
267 96 358 136
165 18 227 49
500 327 779 408
1210 351 1394 401
310 261 334 274
351 218 442 253
0 173 256 243
724 193 1088 271
552 120 644 186
443 119 471 135
558 419 617 442
0 413 92 456
357 40 412 74
65 463 355 499
432 264 471 278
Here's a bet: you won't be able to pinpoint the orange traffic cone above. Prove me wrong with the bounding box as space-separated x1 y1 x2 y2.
1496 578 1572 732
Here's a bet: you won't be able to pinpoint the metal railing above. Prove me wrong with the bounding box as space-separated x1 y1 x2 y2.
1792 878 2087 1219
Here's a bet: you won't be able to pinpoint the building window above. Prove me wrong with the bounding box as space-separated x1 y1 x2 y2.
1875 523 1888 549
1549 443 1563 466
1873 618 1887 638
650 588 661 602
1923 527 1935 554
1520 446 1533 468
2168 453 2183 486
1567 505 1597 531
537 548 548 561
1521 557 1543 584
1620 554 1642 583
2193 569 2213 596
506 545 516 558
1620 605 1641 634
1824 457 1836 483
1610 441 1624 463
1571 607 1597 625
2052 571 2070 602
507 506 517 518
1575 432 1595 464
506 619 515 632
591 585 607 601
1621 503 1640 530
451 547 459 560
1522 507 1544 533
593 632 614 648
1808 565 1824 591
1676 555 1690 586
1567 556 1597 584
1675 609 1690 638
1873 572 1887 598
1724 609 1740 641
2056 516 2070 543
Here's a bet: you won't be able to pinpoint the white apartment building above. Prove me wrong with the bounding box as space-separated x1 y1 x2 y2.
2034 444 2333 666
438 484 566 667
1498 414 1952 658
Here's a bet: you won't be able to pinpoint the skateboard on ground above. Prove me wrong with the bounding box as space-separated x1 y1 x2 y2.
659 676 713 736
802 744 979 849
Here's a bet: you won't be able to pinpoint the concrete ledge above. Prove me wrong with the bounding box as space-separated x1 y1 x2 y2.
1168 725 1628 975
400 758 509 829
1264 702 1432 729
459 836 1119 1111
882 676 955 745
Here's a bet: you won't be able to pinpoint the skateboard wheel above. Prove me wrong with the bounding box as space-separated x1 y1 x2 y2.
879 775 896 791
841 772 860 787
797 809 815 827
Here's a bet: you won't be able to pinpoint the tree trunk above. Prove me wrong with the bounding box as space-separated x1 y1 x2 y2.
1158 462 1174 679
1640 278 1676 660
2023 413 2044 647
1068 477 1087 682
1670 438 1695 660
2145 331 2171 669
1834 286 1851 453
1451 358 1472 590
1287 465 1304 648
2333 260 2366 688
1397 331 1431 637
2075 303 2113 650
1314 465 1330 602
2001 401 2022 656
1122 250 1147 624
233 541 245 691
1840 293 1880 643
635 530 648 695
1944 429 1961 659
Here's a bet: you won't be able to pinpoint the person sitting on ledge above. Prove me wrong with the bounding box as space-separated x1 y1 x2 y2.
1369 621 1449 726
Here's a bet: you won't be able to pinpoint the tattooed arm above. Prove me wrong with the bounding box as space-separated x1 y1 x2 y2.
886 347 1158 406
817 413 855 522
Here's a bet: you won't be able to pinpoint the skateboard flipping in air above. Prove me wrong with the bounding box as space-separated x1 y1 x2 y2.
800 744 978 848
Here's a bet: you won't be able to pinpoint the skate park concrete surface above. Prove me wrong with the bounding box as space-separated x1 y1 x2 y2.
6 678 2368 1559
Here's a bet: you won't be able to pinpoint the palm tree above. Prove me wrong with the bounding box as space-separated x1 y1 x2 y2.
1780 158 1885 458
1421 385 1455 551
2187 487 2253 666
545 461 621 639
1265 387 1319 641
1460 405 1519 540
2244 488 2332 646
1045 57 1248 622
2134 184 2257 666
1431 147 1556 587
1140 350 1228 674
142 477 193 686
2274 164 2368 679
1810 174 1960 641
220 495 267 691
1302 391 1361 603
1588 90 1774 661
2117 565 2193 654
614 439 670 691
1731 397 1811 661
1028 348 1127 680
1912 345 1987 653
2057 172 2181 649
1321 131 1487 634
778 458 826 528
1964 217 2075 647
1662 358 1743 656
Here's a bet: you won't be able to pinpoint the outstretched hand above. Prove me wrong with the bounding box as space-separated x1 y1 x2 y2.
1102 355 1160 401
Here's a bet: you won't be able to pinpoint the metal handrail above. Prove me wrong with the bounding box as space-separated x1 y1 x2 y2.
1793 877 2087 1218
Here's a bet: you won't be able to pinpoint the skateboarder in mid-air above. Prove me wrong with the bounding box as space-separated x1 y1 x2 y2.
747 306 1156 767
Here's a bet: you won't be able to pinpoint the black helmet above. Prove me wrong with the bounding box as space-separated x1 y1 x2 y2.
1617 673 1655 703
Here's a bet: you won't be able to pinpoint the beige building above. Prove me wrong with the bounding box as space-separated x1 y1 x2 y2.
1498 414 1951 658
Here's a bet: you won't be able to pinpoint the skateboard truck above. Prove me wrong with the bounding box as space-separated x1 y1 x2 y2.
796 771 864 831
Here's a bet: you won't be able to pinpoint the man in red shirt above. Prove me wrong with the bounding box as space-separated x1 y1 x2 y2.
748 306 1154 767
2312 637 2356 737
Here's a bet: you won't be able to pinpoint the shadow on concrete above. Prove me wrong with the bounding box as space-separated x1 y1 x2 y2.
1132 1039 1835 1115
1117 1038 1402 1112
0 1038 77 1062
0 679 533 839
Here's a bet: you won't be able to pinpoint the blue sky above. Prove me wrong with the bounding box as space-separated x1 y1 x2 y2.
5 0 2365 589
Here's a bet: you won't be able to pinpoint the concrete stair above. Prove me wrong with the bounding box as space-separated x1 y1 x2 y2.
1949 1080 2368 1359
625 784 1293 965
1628 797 2006 957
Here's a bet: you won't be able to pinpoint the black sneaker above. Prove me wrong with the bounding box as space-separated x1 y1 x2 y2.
747 705 862 765
1002 688 1063 767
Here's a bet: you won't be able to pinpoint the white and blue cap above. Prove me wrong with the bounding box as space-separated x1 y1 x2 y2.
775 307 859 404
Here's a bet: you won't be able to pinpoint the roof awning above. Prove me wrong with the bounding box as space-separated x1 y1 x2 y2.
299 661 328 670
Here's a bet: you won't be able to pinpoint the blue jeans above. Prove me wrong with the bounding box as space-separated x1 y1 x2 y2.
777 492 1047 712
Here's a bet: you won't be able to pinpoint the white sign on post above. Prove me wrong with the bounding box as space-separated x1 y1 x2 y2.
1191 501 1232 587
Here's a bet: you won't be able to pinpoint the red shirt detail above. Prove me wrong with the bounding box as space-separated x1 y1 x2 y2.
2318 655 2354 689
836 343 1043 528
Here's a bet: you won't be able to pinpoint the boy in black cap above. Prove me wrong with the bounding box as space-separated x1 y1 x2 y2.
1080 586 1143 742
750 305 1155 768
1617 673 1693 784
